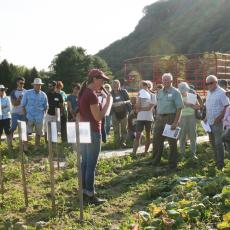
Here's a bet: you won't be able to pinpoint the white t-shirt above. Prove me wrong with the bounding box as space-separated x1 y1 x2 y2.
137 90 156 121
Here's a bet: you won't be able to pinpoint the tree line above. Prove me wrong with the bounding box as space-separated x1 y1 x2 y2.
0 46 112 93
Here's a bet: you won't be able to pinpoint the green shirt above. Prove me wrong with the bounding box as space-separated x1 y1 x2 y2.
157 87 183 114
181 96 195 116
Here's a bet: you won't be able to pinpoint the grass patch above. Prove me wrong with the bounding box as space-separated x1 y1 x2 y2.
0 139 229 229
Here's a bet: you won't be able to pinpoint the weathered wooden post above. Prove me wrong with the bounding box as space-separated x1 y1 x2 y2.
47 121 56 212
18 121 28 207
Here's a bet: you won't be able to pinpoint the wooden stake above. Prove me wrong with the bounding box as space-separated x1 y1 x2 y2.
18 122 28 207
75 120 84 221
0 150 4 206
55 108 60 171
55 142 60 171
47 122 56 212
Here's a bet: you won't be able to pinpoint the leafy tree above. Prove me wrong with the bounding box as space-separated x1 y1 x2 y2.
51 46 111 92
0 59 11 87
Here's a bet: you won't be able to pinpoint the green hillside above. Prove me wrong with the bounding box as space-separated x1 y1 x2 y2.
97 0 230 76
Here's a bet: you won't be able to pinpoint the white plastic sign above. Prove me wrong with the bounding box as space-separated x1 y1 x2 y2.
67 122 76 143
79 122 91 143
19 121 27 141
51 122 58 143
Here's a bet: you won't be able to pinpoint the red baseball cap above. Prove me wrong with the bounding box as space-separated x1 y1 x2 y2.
88 69 109 80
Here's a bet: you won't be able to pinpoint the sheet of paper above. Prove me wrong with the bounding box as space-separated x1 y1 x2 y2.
162 124 181 139
55 108 61 122
186 93 197 105
201 121 211 133
19 121 27 141
67 122 76 143
0 99 2 116
51 122 58 143
79 122 91 143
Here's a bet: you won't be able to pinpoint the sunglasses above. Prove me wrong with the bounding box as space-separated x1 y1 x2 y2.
206 82 215 86
0 89 5 91
19 82 25 85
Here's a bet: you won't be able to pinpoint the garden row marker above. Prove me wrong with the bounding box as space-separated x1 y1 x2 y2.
66 121 91 221
0 150 4 206
67 121 84 220
55 108 60 170
47 121 56 212
18 121 28 207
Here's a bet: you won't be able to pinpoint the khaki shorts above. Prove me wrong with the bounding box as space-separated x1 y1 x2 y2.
27 120 44 136
44 114 57 132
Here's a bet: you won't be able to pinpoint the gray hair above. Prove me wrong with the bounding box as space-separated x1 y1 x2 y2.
145 80 153 90
206 75 218 83
112 80 120 87
104 83 112 92
178 82 190 93
162 73 173 81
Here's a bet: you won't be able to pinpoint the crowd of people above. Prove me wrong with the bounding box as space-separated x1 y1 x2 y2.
0 69 230 205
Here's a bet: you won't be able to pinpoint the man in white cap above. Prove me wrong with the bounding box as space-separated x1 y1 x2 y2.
21 78 48 152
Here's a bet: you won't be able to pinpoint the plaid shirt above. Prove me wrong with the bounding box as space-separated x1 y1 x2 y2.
206 86 229 125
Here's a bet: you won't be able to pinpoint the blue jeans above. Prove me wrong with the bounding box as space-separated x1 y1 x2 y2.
209 123 224 168
80 132 101 196
11 113 27 132
105 115 112 135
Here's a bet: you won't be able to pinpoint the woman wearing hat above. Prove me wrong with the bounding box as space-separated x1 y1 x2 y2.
178 82 201 160
78 68 111 205
0 85 12 150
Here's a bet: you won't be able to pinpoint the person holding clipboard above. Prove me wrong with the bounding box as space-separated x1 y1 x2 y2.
78 69 111 205
152 73 183 170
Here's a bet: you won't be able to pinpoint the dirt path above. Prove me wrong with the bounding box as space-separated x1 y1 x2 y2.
100 135 209 159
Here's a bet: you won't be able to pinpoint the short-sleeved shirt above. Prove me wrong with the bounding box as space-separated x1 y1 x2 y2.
47 91 63 116
67 95 78 112
0 96 11 120
206 86 229 125
137 91 156 121
21 89 48 123
157 87 183 114
10 88 27 114
78 87 101 133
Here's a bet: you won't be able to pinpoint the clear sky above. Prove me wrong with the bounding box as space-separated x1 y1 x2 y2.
0 0 157 70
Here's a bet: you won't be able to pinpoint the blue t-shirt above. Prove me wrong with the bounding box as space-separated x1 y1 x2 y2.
67 95 78 112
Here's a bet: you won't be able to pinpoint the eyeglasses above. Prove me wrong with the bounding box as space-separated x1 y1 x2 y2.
0 89 5 91
206 82 215 86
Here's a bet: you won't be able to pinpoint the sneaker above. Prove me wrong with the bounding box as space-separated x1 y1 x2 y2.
87 195 107 205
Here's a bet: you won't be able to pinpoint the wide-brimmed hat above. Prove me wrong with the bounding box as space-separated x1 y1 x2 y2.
88 69 109 80
32 78 44 85
0 84 8 90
